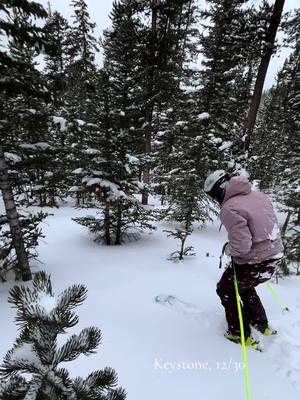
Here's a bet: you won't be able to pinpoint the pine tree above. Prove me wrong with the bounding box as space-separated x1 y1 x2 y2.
65 0 99 126
0 0 51 280
2 6 65 208
155 93 216 261
276 14 300 271
69 0 157 245
244 0 286 151
58 0 102 201
44 7 73 203
198 0 272 167
141 0 203 205
106 0 216 249
102 0 202 205
0 148 34 282
44 7 69 109
0 271 126 399
0 206 46 282
72 67 155 245
251 9 300 272
250 66 290 189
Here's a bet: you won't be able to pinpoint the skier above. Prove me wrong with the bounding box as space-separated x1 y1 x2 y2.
204 171 284 347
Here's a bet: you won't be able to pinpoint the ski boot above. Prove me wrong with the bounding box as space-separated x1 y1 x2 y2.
253 323 277 336
224 331 261 351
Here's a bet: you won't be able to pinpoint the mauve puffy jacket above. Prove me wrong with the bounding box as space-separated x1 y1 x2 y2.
220 177 284 265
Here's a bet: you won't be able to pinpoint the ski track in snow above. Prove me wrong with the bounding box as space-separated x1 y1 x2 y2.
1 203 300 399
155 294 217 328
265 314 300 391
156 293 300 392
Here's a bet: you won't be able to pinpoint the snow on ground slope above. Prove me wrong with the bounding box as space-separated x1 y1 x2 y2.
1 205 300 399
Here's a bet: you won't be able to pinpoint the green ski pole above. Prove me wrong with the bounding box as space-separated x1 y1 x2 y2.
265 282 289 312
233 263 251 400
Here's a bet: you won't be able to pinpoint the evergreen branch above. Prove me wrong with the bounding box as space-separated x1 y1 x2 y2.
54 327 101 364
0 19 45 40
56 367 72 386
84 368 119 390
72 368 127 400
23 376 42 400
52 310 80 330
45 369 76 400
32 271 53 296
0 356 42 378
0 52 51 99
8 285 37 315
106 388 127 400
56 284 88 311
0 376 29 400
1 0 48 19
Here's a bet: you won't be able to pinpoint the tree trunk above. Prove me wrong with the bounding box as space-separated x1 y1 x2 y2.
0 145 32 281
115 202 122 245
244 0 285 152
281 210 291 237
104 202 111 245
179 235 187 260
279 210 291 277
179 0 193 73
142 0 159 205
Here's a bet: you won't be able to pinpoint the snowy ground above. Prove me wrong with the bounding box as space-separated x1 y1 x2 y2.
1 202 300 399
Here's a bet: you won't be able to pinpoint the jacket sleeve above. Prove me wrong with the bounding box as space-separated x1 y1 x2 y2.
220 206 252 257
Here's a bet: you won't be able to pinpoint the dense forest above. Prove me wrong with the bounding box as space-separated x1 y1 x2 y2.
0 0 299 278
1 1 300 398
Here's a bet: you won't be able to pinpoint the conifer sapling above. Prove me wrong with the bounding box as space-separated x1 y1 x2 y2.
0 271 126 400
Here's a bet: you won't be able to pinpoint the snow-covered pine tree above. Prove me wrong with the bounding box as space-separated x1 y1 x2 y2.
4 8 60 207
251 10 300 273
161 166 211 263
244 0 286 152
60 0 102 199
104 0 201 205
149 0 201 178
156 0 276 257
164 228 196 262
73 2 155 245
127 1 218 257
44 6 69 110
0 148 46 282
250 68 290 189
0 271 126 399
65 0 99 127
71 115 156 246
275 12 300 272
44 7 73 202
100 0 144 160
143 0 204 205
0 206 46 282
250 73 289 276
0 0 52 280
155 96 216 261
198 0 272 168
43 6 67 106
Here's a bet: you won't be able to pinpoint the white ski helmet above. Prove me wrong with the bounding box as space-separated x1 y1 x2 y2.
204 170 229 193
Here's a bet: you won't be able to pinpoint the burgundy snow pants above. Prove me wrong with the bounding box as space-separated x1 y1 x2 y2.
216 259 281 337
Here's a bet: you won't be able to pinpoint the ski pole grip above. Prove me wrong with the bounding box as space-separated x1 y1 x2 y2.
219 242 229 269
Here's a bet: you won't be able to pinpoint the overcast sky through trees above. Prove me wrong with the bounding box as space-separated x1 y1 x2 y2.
40 0 299 89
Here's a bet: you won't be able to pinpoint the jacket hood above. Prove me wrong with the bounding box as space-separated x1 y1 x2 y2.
223 176 251 203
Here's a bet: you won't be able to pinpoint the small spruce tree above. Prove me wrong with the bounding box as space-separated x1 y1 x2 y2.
0 271 126 400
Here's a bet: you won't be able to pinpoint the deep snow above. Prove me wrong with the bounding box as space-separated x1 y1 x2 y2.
1 203 300 399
